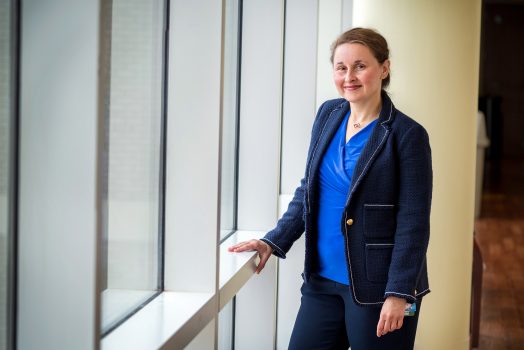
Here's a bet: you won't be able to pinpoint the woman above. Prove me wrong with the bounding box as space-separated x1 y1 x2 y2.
229 27 432 350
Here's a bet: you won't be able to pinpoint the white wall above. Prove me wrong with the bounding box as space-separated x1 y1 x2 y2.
315 0 344 107
352 0 481 348
236 0 284 232
277 0 318 348
164 0 222 293
235 0 284 347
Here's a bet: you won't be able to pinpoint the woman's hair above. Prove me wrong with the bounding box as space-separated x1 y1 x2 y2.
330 27 390 89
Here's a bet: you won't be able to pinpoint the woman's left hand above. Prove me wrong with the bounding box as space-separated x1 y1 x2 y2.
376 296 406 337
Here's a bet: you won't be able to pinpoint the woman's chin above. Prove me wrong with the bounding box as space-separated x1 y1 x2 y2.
343 94 363 103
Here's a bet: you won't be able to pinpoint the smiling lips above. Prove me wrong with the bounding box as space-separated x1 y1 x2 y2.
344 85 361 91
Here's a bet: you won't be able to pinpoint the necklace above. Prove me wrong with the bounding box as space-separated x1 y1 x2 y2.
350 103 381 129
350 113 376 129
351 118 368 129
350 115 379 129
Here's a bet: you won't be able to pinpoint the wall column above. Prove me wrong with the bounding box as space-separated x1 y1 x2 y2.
352 1 481 349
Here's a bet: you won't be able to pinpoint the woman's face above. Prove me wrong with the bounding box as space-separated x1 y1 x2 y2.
332 43 389 105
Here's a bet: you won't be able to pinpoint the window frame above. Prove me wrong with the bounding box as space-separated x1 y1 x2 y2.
101 0 286 347
219 0 243 244
98 0 171 336
6 0 20 349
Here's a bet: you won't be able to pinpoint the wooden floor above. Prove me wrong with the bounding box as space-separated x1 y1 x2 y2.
474 159 524 350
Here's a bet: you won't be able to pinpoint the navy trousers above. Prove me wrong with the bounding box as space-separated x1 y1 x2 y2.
288 274 421 350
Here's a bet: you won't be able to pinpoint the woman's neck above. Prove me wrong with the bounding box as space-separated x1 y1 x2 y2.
349 93 382 123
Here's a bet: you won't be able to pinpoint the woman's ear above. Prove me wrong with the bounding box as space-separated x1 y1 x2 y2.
382 59 390 79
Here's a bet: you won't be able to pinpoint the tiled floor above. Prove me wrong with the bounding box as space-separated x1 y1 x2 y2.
474 160 524 350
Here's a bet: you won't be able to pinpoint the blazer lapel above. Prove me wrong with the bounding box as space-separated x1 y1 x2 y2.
346 95 395 206
308 101 349 184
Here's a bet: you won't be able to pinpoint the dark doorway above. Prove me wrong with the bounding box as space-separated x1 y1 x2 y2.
475 1 524 349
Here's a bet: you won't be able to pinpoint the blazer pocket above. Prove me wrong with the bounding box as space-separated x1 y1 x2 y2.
363 204 396 239
365 243 394 282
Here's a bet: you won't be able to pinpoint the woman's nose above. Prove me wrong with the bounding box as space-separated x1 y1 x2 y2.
344 69 355 82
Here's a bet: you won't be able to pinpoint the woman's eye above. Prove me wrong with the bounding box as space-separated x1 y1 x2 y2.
336 66 346 71
356 64 366 70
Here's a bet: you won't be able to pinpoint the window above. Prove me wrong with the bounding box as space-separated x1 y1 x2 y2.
100 0 167 334
218 298 235 349
220 0 242 242
0 1 16 349
218 0 242 346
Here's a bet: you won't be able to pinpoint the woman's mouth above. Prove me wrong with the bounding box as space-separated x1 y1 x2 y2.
344 85 361 91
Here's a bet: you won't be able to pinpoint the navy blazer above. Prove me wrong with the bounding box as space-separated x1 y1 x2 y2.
261 92 432 306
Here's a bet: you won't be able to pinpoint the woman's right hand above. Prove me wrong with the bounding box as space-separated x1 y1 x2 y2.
228 239 274 274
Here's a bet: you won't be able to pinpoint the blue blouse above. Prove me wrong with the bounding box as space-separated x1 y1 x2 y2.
316 111 377 285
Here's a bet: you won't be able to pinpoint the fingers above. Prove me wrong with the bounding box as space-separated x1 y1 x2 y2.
376 318 385 337
228 239 257 252
379 316 403 336
376 297 406 337
377 315 402 337
255 241 273 274
255 254 267 274
397 318 404 330
255 247 272 274
228 239 274 274
384 318 392 335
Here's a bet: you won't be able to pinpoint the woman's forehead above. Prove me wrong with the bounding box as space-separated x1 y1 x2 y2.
333 43 374 62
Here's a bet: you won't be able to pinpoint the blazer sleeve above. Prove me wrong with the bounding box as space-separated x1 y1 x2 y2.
260 177 307 258
260 101 330 258
384 123 433 303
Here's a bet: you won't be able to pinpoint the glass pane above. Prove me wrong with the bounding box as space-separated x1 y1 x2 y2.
220 0 241 240
0 1 12 348
218 299 234 349
101 0 165 333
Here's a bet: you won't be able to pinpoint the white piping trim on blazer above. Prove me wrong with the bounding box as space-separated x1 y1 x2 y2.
346 102 394 209
261 238 286 258
344 103 394 306
384 292 417 301
306 101 345 214
384 291 416 300
414 288 430 297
